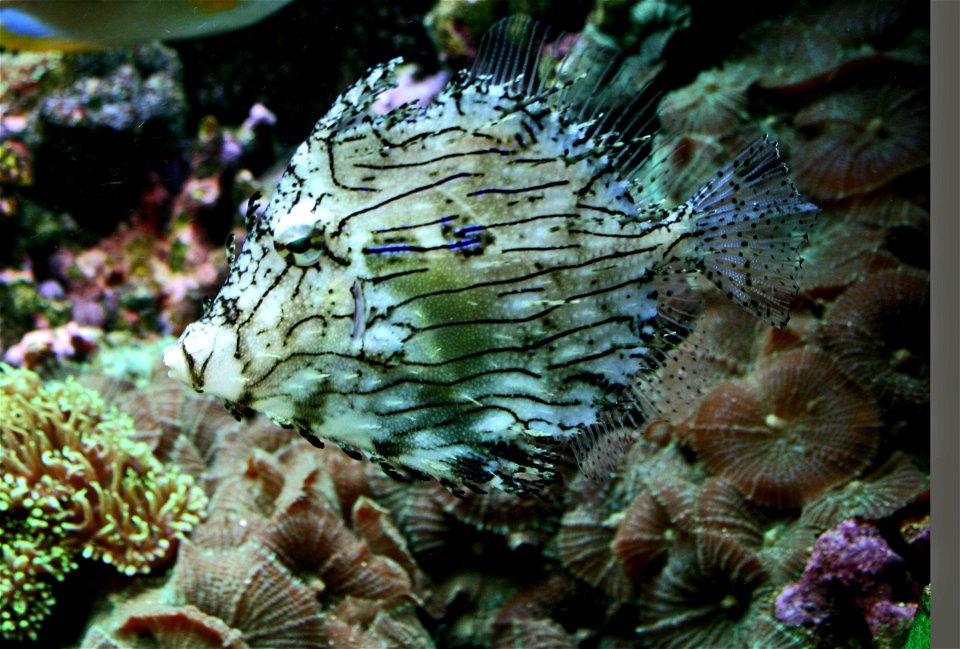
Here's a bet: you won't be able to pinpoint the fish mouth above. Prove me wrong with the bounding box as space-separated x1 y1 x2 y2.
162 321 247 402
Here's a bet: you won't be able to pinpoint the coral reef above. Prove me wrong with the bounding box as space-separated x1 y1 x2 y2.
0 363 206 641
80 429 431 648
0 0 930 646
38 46 185 132
0 45 187 237
43 210 222 335
0 268 70 357
3 320 100 369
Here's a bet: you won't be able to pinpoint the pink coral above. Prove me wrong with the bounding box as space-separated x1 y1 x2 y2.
3 321 100 368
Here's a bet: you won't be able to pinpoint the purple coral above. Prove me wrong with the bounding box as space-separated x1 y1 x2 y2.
775 519 917 640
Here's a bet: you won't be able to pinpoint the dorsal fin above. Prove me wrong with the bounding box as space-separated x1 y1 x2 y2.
467 17 664 181
470 16 556 94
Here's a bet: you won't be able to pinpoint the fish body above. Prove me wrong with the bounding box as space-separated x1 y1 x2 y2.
163 19 818 495
0 0 292 51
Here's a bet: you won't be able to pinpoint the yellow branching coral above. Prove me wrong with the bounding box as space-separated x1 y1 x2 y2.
0 363 207 641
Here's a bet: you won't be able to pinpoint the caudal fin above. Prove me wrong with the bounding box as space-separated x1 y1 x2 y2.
684 135 819 327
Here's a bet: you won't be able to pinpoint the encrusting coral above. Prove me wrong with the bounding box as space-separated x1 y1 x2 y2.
0 363 207 641
775 518 918 646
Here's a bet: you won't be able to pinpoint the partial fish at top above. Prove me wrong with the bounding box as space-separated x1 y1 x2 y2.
163 18 819 497
0 0 293 51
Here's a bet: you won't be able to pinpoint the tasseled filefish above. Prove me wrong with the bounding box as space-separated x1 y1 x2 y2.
163 18 819 497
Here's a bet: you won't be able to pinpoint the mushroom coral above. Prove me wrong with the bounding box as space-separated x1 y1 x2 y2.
80 432 429 648
686 348 882 508
791 82 928 200
636 532 769 649
818 268 930 412
658 66 750 137
0 363 206 641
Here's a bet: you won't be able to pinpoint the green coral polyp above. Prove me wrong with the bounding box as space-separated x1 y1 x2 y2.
0 363 208 641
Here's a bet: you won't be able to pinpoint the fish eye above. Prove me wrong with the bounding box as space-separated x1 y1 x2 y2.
280 236 323 266
276 237 323 266
285 236 312 254
290 247 323 266
274 201 326 267
275 231 323 266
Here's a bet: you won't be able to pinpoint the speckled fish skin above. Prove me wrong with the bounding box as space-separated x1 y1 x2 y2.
163 20 818 496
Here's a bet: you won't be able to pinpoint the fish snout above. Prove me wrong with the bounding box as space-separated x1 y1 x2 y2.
162 321 246 401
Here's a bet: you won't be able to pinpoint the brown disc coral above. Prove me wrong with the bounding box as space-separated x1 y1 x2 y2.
554 508 634 601
557 442 700 597
171 541 326 648
636 532 770 649
89 365 298 494
658 66 750 137
743 21 840 92
756 522 821 586
492 618 578 649
694 477 767 549
839 191 930 233
76 407 427 648
352 496 422 583
795 212 898 298
791 83 928 200
81 603 248 649
611 484 693 585
118 372 244 472
650 290 764 427
801 452 929 530
818 268 930 411
686 348 882 508
323 596 433 649
367 477 451 556
199 444 419 606
257 489 354 576
744 0 919 94
432 479 563 548
320 538 414 603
